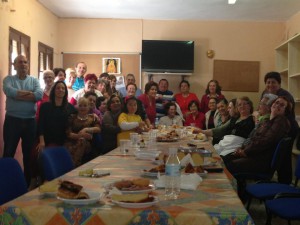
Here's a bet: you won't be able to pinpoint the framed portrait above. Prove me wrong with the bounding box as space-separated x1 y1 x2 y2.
102 58 121 74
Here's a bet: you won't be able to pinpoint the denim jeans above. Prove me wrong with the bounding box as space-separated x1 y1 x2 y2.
3 114 36 186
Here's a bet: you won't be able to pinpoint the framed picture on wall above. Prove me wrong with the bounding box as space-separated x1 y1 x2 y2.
102 58 121 74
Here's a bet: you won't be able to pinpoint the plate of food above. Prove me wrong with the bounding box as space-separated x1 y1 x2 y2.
142 164 165 177
156 136 178 142
184 163 208 177
105 178 154 194
111 193 159 208
56 180 102 205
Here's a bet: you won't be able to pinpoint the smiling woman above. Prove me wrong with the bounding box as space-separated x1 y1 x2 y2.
64 97 101 167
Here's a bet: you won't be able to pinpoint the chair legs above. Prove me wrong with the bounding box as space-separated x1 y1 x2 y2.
246 196 252 210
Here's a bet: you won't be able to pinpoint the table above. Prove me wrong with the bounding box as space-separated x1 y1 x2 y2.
0 140 254 225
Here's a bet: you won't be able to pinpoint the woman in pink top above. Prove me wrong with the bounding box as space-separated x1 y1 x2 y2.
138 81 158 125
174 80 200 118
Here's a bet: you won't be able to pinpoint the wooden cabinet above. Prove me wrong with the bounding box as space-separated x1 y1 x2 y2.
276 34 300 102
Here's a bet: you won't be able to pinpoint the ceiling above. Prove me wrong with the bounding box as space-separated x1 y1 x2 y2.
37 0 300 22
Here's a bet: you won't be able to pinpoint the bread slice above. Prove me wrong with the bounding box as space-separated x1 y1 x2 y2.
111 193 149 203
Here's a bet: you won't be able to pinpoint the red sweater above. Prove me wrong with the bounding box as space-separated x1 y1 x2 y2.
174 93 200 116
184 111 205 129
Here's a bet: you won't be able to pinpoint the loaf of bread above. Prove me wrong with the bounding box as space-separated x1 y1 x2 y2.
111 193 151 203
57 180 83 199
39 180 59 193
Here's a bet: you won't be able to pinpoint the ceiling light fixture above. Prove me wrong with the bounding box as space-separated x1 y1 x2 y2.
228 0 237 4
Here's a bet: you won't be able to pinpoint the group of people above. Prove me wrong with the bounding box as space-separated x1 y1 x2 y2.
2 55 299 193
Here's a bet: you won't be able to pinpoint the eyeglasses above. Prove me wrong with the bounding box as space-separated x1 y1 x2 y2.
273 101 286 108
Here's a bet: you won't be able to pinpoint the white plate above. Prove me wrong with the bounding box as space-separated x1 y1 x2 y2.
112 196 159 208
57 190 102 205
105 182 155 194
134 151 161 160
141 170 165 177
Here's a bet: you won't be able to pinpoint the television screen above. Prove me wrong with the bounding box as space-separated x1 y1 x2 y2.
142 40 194 73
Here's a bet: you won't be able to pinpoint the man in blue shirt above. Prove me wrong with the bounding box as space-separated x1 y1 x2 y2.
3 55 43 185
72 62 87 91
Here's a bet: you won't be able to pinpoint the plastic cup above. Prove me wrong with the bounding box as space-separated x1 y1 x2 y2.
120 139 130 155
130 133 139 147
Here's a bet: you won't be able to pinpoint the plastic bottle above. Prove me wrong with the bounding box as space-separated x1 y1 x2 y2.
155 117 159 129
165 147 181 199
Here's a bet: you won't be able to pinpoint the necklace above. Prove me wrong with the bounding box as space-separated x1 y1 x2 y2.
77 114 88 121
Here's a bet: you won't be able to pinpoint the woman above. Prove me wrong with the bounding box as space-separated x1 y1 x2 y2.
84 91 102 124
53 68 66 82
70 73 102 105
31 81 76 187
96 96 107 118
65 68 77 101
200 80 225 113
117 96 148 145
261 72 294 114
125 83 151 128
184 100 205 129
138 82 158 125
204 97 220 129
159 102 183 126
64 97 101 167
225 96 292 175
36 70 55 121
102 94 123 153
174 80 200 118
108 74 122 96
216 98 230 127
199 97 255 145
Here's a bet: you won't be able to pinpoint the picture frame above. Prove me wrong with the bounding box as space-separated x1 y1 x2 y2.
102 58 121 74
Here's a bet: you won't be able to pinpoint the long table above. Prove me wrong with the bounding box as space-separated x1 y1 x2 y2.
0 139 254 225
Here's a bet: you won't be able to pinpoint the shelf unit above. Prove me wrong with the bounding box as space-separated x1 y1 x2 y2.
275 33 300 102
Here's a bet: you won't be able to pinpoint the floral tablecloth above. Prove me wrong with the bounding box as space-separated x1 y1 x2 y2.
0 141 253 225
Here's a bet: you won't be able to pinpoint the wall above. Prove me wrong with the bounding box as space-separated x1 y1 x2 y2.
58 19 285 104
0 0 59 156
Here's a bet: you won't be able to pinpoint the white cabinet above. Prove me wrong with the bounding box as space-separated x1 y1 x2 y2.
276 34 300 102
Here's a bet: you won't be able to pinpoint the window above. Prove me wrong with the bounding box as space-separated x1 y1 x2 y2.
38 42 53 88
9 27 30 75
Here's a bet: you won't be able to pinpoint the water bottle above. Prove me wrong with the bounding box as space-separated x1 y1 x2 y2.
155 117 159 129
165 148 181 199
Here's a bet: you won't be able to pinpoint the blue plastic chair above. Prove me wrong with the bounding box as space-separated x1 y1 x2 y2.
245 154 300 210
40 146 74 181
265 193 300 225
232 137 292 201
0 158 27 205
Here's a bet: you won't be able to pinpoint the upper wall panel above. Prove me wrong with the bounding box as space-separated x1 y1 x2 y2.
58 19 143 53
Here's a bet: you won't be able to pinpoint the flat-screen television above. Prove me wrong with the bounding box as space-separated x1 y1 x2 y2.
142 40 194 73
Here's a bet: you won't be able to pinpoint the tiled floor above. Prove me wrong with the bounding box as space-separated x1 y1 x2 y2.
248 199 300 225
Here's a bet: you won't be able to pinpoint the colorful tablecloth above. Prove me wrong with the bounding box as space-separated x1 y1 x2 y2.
0 140 254 225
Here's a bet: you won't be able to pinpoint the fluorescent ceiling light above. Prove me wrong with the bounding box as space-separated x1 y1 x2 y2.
228 0 237 4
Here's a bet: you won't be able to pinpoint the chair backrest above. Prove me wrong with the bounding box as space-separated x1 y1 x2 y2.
294 155 300 186
0 158 27 205
270 137 292 175
40 146 74 181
